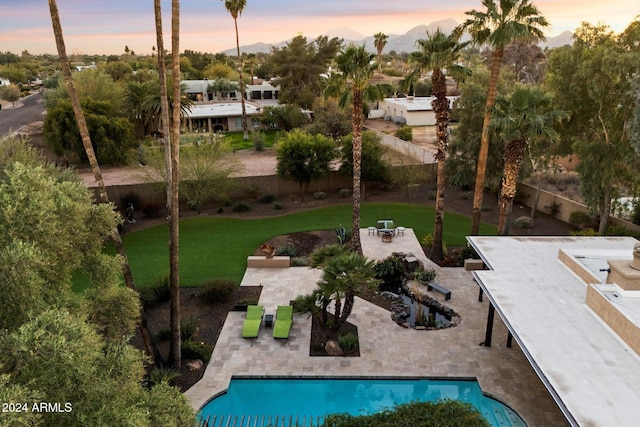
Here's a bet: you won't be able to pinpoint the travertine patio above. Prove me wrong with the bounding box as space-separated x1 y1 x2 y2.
185 229 569 426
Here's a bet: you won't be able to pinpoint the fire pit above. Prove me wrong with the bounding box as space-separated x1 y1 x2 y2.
381 231 393 243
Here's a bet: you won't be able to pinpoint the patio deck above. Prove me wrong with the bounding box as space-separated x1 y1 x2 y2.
185 228 569 427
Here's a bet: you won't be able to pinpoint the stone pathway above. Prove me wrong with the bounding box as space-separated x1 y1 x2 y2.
185 229 569 427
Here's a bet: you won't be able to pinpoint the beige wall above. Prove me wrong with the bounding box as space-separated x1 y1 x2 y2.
516 182 640 233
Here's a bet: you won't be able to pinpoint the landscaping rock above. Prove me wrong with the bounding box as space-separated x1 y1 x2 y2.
186 359 204 371
324 340 344 356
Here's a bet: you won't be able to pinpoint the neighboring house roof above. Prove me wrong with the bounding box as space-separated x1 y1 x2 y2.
182 79 212 94
185 102 261 119
381 96 457 112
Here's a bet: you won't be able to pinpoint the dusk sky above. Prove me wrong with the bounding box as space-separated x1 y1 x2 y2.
1 0 638 55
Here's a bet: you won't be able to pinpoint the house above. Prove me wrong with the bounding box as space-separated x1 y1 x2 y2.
182 79 241 102
378 96 457 126
182 101 263 133
245 83 279 107
0 78 10 87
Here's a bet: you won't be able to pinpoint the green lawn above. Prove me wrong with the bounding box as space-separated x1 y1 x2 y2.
90 202 494 292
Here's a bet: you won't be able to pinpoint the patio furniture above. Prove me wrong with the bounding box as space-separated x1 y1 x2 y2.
367 226 377 236
427 282 451 300
273 305 293 339
376 219 395 236
395 226 406 236
242 305 264 338
264 314 274 328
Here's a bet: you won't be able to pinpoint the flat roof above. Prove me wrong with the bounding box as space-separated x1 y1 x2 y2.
382 96 456 112
186 102 261 119
467 236 640 427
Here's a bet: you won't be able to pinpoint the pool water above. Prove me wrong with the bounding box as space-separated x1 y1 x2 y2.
199 377 527 427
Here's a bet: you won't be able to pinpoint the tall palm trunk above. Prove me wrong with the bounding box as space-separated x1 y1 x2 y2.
154 0 172 215
167 0 181 368
471 47 504 235
234 18 248 140
430 68 450 262
350 89 363 253
48 0 160 363
497 139 526 235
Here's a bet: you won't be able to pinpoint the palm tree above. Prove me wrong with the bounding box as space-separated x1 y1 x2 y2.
324 45 383 253
490 86 567 235
222 0 249 140
47 0 161 363
373 32 388 75
455 0 549 235
317 252 379 331
167 0 182 369
411 30 470 262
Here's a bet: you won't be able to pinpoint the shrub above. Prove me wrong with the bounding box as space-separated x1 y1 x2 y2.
276 245 297 257
605 224 640 239
291 257 310 267
514 216 533 229
569 211 593 229
251 131 264 151
632 201 640 226
259 194 275 203
338 188 350 198
139 275 171 308
394 125 413 141
570 228 599 236
199 279 237 304
181 340 212 363
457 244 480 264
421 233 434 248
180 317 200 342
414 268 437 283
231 201 251 212
337 333 359 355
147 366 180 386
142 202 163 218
313 191 327 200
273 202 283 210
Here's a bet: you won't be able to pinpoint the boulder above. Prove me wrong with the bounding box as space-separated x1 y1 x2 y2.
324 340 344 356
186 359 204 371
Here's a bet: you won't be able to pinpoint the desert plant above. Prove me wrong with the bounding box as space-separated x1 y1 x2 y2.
232 201 251 212
198 279 237 304
291 257 310 267
259 194 276 203
276 245 297 257
421 233 434 248
337 333 359 355
414 268 437 283
147 366 181 386
394 125 413 141
338 188 350 198
273 202 283 210
139 274 171 308
568 210 593 229
180 317 200 342
570 228 599 236
514 216 533 229
181 340 212 363
313 191 327 200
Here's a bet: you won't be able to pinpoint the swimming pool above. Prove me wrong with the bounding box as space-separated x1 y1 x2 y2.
198 377 527 427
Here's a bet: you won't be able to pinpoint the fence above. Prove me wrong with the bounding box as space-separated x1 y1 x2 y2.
365 126 435 165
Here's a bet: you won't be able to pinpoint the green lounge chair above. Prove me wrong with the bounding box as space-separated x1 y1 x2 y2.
242 305 264 338
273 305 293 339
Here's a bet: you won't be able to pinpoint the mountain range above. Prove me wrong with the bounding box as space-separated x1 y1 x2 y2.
220 19 573 55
